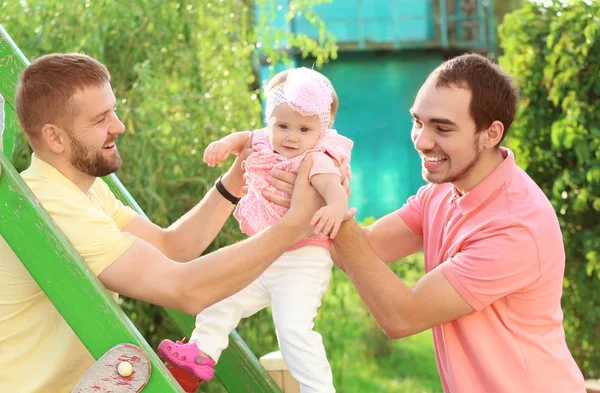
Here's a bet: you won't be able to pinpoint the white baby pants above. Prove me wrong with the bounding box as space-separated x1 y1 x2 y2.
190 246 335 393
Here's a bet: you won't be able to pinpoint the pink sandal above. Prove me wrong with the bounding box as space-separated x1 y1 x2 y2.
157 338 216 381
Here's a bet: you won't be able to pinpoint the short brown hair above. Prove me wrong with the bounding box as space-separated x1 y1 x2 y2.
265 67 339 127
15 53 110 141
430 53 519 143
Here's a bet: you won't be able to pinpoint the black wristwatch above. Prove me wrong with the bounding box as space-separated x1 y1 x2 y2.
215 174 241 205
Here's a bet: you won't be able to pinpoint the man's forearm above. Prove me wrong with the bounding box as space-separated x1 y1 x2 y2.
164 186 236 261
178 216 304 314
164 167 246 261
334 219 415 337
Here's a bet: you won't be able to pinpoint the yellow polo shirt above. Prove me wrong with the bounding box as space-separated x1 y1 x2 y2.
0 154 138 393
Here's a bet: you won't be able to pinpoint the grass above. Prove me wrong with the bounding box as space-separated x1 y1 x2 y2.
333 330 443 393
328 251 443 393
381 333 443 392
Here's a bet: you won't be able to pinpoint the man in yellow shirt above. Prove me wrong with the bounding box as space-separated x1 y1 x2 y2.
0 54 322 392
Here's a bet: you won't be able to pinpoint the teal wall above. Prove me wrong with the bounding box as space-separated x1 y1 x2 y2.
300 52 443 220
293 1 435 49
292 0 496 52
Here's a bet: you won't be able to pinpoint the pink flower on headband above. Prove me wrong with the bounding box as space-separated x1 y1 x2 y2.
285 68 333 120
265 67 334 131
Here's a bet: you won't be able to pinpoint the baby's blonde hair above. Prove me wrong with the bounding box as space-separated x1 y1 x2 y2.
265 68 339 127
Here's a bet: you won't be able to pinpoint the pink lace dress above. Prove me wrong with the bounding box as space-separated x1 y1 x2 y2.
234 127 353 249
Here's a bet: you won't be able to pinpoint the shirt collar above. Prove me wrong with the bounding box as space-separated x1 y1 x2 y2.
453 147 517 215
28 153 89 196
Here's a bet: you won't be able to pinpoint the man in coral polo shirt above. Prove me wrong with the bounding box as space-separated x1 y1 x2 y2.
332 54 586 392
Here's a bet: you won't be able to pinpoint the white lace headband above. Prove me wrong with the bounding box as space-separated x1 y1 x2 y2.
265 68 333 131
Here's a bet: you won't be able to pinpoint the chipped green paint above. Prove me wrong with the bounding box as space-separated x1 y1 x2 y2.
0 102 19 161
1 23 281 392
1 93 4 152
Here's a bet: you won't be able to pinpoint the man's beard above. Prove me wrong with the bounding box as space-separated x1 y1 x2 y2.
68 134 122 177
423 138 481 184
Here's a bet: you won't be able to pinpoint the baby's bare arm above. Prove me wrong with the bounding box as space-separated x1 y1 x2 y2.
310 172 348 238
311 173 348 210
222 131 252 155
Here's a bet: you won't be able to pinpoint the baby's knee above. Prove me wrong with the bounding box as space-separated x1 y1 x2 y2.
277 321 320 343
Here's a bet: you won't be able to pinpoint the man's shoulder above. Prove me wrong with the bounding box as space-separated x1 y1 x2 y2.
20 165 38 184
504 168 558 221
20 166 69 206
478 175 564 265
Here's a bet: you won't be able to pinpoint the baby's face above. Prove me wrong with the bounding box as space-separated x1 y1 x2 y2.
268 103 321 158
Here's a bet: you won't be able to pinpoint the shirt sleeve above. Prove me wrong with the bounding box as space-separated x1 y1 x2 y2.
441 225 542 311
45 195 137 277
250 128 272 151
309 152 341 179
94 179 139 229
396 184 431 237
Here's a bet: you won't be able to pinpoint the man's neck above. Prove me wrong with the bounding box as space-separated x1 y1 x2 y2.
453 148 505 195
36 153 96 194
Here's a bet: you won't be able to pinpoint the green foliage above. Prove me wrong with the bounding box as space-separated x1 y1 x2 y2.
499 0 600 378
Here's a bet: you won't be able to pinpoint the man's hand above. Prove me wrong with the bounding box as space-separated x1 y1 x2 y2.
204 140 232 167
262 169 295 207
220 139 254 198
281 155 325 237
263 161 352 208
311 204 346 239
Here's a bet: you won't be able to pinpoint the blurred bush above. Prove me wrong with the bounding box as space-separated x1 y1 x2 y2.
499 0 600 378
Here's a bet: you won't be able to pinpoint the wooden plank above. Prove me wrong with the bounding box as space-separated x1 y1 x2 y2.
72 344 150 393
585 379 600 393
259 351 300 393
282 372 301 393
267 371 284 391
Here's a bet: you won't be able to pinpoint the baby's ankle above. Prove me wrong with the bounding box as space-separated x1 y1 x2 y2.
197 348 213 361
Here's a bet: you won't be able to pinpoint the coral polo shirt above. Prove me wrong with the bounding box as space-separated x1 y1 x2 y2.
397 148 585 393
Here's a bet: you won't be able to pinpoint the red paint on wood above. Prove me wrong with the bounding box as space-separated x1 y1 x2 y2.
71 344 151 393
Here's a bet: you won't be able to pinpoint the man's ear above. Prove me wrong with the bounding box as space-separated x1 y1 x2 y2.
41 123 68 154
482 120 504 148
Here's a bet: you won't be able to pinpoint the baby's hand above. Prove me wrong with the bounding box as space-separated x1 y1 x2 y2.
311 204 346 239
204 140 232 167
